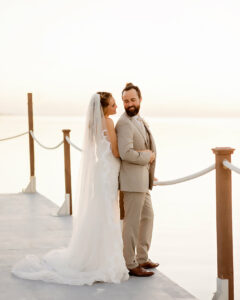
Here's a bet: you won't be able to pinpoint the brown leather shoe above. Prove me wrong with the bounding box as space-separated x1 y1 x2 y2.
139 260 159 269
128 266 154 277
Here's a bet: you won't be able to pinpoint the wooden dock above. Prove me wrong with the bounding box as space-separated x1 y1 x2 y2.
0 192 197 300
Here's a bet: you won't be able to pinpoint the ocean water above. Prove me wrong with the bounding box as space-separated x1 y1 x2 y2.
0 115 240 299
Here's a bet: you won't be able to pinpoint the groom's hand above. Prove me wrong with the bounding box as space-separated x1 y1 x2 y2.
138 149 155 164
149 151 155 164
153 177 158 186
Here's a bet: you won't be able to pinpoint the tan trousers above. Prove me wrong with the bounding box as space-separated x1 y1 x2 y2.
122 191 154 269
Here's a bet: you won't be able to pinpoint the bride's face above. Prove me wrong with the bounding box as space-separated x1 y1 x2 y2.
104 97 117 116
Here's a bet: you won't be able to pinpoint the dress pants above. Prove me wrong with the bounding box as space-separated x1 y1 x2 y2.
122 191 154 269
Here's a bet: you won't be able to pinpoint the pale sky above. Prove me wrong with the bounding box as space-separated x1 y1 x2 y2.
0 0 240 117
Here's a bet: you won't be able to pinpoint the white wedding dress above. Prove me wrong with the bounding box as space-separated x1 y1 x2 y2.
11 94 129 285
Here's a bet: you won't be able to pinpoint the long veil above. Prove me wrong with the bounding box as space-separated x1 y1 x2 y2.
11 93 129 285
68 93 109 253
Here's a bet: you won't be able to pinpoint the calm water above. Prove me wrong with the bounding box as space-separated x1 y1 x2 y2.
1 115 240 299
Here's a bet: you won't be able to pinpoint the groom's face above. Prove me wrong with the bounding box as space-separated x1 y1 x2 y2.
122 89 142 117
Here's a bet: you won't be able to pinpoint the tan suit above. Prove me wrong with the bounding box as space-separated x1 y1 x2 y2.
116 112 156 269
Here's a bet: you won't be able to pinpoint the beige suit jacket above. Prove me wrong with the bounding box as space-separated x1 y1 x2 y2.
116 112 157 192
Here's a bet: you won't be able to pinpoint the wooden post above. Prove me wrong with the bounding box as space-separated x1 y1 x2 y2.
62 130 72 215
212 147 235 300
119 191 125 220
28 93 35 177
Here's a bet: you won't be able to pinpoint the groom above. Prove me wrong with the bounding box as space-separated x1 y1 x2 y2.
116 83 158 277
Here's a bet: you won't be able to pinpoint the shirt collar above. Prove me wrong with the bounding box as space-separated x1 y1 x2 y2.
132 114 141 120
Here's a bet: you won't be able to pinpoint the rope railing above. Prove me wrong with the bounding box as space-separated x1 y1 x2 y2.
223 159 240 174
0 131 29 142
0 130 83 152
65 136 82 152
154 163 216 186
0 129 216 186
29 130 64 150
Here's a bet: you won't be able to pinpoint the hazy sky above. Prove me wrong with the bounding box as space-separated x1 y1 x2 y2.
0 0 240 117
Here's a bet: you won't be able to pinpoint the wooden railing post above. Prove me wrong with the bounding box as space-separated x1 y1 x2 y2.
212 147 235 300
119 191 125 220
62 130 72 215
28 93 35 177
23 93 36 193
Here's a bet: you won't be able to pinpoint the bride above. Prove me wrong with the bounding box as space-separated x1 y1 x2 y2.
11 92 129 285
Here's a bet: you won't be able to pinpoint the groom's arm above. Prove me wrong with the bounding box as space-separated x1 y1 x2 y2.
116 123 151 166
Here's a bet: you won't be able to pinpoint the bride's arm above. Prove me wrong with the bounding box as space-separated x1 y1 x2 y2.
105 118 120 158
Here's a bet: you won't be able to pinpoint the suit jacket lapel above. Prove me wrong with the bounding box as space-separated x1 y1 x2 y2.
141 118 156 153
123 113 150 148
133 118 148 144
122 113 146 144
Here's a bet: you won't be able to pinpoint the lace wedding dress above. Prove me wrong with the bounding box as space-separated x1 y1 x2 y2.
11 94 129 285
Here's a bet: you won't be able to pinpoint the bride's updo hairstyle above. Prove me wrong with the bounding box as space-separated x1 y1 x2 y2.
97 92 112 114
121 83 142 99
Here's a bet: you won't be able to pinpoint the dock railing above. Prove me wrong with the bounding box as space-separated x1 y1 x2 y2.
0 93 238 300
0 93 82 216
153 147 235 300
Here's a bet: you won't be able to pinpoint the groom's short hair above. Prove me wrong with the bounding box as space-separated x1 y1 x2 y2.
122 83 142 99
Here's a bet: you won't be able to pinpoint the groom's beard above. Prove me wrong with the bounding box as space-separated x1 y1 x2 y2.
125 105 140 117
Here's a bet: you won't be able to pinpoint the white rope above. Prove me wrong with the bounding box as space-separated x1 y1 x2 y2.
65 136 82 152
223 159 240 174
154 164 216 186
30 130 63 150
0 131 29 141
